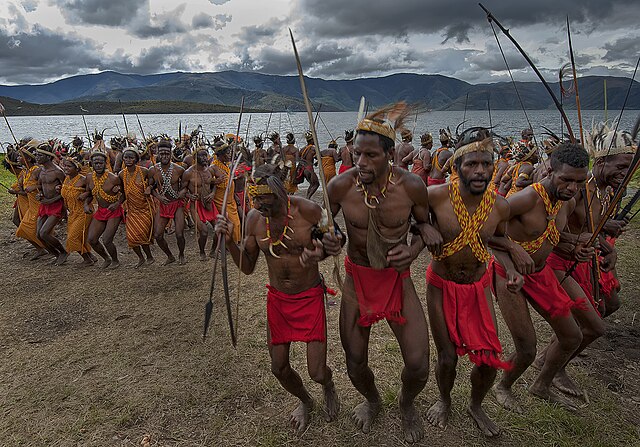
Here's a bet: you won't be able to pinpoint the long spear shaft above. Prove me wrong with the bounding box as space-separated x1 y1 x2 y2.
567 17 584 146
118 100 129 135
0 102 19 145
135 114 147 142
82 114 92 145
115 121 122 137
290 28 343 290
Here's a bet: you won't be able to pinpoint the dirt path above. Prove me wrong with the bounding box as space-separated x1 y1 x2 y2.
0 204 638 446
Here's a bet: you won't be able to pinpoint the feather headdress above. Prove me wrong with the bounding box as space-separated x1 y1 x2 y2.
356 102 411 142
586 121 636 159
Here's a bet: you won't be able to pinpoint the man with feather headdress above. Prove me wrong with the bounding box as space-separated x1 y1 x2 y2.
322 103 442 443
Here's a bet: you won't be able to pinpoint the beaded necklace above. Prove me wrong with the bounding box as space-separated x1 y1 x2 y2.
159 163 179 199
355 166 394 209
261 197 294 259
93 171 119 203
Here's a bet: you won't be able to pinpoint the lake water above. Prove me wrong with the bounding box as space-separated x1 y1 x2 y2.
0 110 637 149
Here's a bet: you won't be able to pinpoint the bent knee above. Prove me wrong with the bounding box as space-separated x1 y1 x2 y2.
308 366 328 383
514 342 537 366
436 350 456 371
559 327 583 351
271 362 291 380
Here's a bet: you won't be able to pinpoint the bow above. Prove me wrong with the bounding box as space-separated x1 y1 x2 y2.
204 97 245 347
290 29 344 290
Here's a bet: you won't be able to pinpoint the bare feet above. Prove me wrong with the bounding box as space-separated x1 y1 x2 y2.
163 256 176 266
529 383 578 412
493 383 524 413
79 257 95 267
101 258 112 269
179 255 187 265
109 260 121 270
290 400 313 435
351 400 380 434
146 257 155 265
399 394 424 443
54 252 69 266
552 369 584 398
322 381 340 422
468 405 500 437
134 258 145 269
29 249 48 261
426 399 450 429
89 253 98 262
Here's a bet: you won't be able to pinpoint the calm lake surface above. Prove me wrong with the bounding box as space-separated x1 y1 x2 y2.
0 110 637 148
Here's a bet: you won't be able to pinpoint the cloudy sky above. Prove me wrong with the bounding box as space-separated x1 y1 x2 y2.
0 0 638 85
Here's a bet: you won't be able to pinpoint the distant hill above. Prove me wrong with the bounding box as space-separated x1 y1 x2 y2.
0 96 259 116
0 70 637 114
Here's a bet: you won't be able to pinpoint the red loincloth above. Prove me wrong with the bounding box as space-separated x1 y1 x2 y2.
427 264 512 370
344 256 409 327
37 199 65 219
547 252 600 316
338 164 352 174
491 259 587 319
195 200 218 223
93 205 124 222
427 177 446 186
600 237 621 299
411 161 427 184
235 190 250 214
266 284 326 345
158 199 184 219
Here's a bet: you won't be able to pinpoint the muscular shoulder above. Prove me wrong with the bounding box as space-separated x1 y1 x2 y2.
327 170 355 203
426 182 449 206
292 196 322 224
173 163 185 174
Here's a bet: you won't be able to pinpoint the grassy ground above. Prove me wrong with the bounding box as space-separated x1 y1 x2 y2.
0 164 638 446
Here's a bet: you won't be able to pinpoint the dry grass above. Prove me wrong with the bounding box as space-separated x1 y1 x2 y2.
0 164 638 446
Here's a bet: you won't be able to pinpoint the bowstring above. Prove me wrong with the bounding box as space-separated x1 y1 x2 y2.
490 21 547 170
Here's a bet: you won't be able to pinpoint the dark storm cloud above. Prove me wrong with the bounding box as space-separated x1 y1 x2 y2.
602 36 639 62
52 0 144 27
0 25 106 83
298 0 640 39
131 4 188 38
192 13 232 31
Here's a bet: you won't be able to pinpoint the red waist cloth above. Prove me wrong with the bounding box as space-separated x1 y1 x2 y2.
195 200 218 223
38 199 64 219
338 164 351 174
93 205 124 222
411 162 427 183
599 269 620 299
427 264 511 370
344 256 409 327
235 191 250 214
266 284 326 345
158 199 184 219
491 259 587 319
547 252 600 316
427 177 446 186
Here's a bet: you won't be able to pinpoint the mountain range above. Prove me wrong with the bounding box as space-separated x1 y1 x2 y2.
0 70 637 115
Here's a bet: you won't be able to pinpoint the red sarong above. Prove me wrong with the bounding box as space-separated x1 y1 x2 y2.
600 237 621 299
491 259 587 319
266 284 326 345
158 199 184 219
339 164 352 174
547 252 600 316
427 177 446 186
38 199 65 219
344 256 409 327
427 264 511 370
93 205 124 222
195 200 218 223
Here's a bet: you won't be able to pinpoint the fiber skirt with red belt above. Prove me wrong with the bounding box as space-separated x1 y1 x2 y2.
38 199 65 219
194 200 218 223
93 205 124 222
491 259 587 318
547 251 600 316
345 256 410 327
427 264 511 370
158 199 184 219
267 284 326 345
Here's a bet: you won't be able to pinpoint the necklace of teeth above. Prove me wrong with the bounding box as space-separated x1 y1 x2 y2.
261 197 294 259
355 166 395 209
